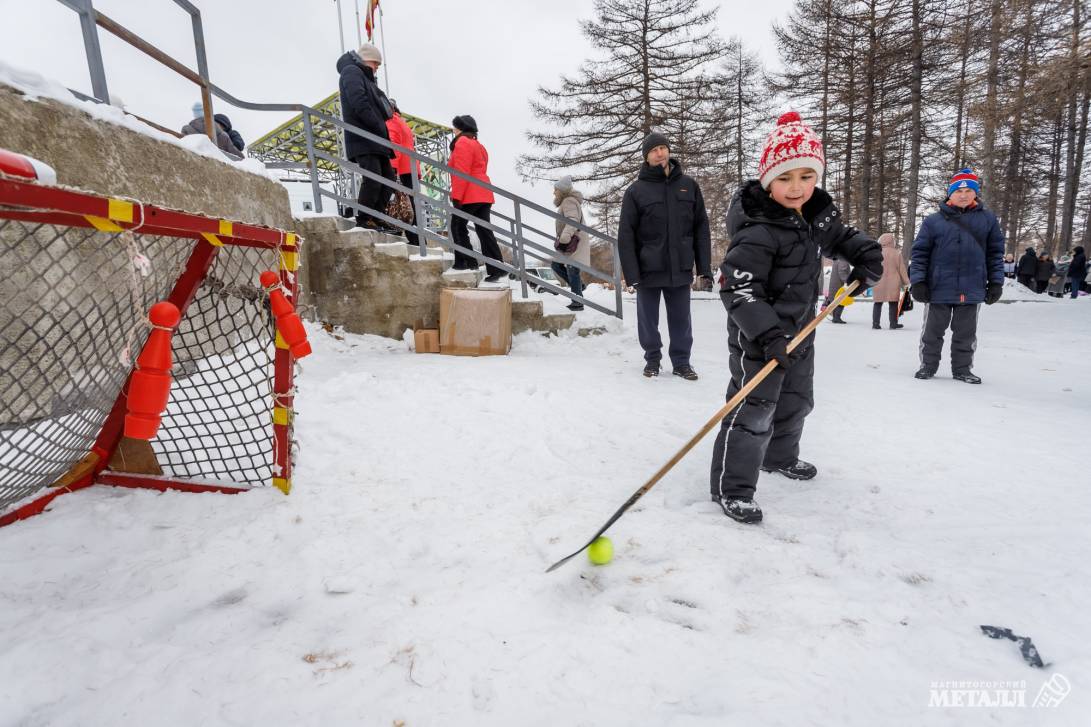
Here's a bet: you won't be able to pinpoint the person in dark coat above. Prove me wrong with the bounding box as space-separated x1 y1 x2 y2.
910 168 1005 384
213 113 245 155
1067 246 1087 298
618 132 712 380
1035 254 1056 294
1016 247 1037 289
336 43 397 231
180 115 240 159
710 112 883 525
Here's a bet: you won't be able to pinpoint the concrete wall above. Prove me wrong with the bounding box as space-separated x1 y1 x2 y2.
294 217 475 338
0 82 292 229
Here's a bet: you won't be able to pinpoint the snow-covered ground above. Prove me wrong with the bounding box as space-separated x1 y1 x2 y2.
2 281 1089 726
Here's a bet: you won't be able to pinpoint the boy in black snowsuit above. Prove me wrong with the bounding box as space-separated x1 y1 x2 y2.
710 112 883 524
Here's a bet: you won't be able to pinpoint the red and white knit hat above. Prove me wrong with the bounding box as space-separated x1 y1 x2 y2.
757 111 825 189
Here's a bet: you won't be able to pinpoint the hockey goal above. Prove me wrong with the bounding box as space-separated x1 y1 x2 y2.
0 171 303 525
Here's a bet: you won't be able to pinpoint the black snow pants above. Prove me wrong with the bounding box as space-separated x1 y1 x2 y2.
710 341 815 500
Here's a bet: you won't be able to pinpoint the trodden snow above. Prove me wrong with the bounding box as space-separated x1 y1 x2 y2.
1 280 1088 725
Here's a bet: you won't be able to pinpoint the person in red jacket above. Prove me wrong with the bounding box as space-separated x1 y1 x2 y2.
385 100 420 247
448 115 504 280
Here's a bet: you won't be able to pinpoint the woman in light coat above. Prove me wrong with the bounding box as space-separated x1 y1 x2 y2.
871 232 910 329
552 176 591 311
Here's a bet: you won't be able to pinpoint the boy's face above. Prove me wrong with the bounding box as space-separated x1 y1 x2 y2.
767 168 817 212
948 187 976 208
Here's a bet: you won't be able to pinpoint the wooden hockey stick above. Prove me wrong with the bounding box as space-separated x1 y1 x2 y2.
545 280 861 573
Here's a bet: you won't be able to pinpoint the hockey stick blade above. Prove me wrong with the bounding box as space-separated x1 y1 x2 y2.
544 281 860 573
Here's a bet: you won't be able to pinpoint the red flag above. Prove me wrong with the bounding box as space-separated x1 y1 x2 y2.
364 0 380 41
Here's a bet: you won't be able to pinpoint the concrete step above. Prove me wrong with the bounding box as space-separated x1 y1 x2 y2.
511 298 576 335
511 299 544 318
374 241 410 259
441 267 482 286
337 227 387 248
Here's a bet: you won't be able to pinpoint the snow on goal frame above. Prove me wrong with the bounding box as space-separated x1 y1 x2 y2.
0 175 303 526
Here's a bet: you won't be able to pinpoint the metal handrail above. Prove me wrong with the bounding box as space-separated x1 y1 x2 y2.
55 0 625 318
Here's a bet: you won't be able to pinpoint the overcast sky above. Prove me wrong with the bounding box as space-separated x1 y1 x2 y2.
2 0 794 209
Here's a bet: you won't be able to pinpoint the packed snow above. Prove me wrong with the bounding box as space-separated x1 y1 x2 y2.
1 281 1088 725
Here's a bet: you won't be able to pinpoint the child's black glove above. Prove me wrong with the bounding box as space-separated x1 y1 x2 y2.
985 282 1003 305
910 282 930 303
760 331 792 370
847 253 883 291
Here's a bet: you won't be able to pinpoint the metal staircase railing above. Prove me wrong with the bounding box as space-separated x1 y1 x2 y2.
54 0 625 319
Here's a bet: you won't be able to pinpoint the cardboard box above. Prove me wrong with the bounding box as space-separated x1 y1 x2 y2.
439 288 512 356
413 328 440 354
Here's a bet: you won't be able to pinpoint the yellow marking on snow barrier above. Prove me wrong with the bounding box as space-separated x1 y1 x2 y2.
85 215 124 232
275 331 289 350
218 219 233 236
273 407 290 426
108 198 134 223
273 477 291 494
285 232 297 247
201 232 224 247
280 251 298 271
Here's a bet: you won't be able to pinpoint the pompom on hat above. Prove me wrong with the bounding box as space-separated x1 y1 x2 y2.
757 111 825 189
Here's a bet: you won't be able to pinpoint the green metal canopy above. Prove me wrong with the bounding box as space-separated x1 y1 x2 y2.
248 92 452 182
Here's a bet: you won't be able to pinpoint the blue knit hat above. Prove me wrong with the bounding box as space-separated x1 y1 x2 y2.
947 168 980 198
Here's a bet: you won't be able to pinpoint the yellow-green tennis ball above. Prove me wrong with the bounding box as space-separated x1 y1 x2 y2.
588 536 614 565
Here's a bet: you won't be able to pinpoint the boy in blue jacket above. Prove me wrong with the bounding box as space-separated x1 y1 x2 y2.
910 169 1005 384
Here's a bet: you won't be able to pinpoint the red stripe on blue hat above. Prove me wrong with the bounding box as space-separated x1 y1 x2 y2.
950 172 978 184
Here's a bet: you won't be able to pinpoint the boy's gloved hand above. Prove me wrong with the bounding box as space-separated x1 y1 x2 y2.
910 282 930 303
985 282 1003 305
847 252 883 291
760 331 792 370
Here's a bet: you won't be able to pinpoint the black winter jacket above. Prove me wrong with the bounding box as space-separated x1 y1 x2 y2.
618 159 712 288
1036 258 1056 282
213 114 245 154
1068 251 1087 280
719 181 881 356
1017 249 1038 277
336 52 394 160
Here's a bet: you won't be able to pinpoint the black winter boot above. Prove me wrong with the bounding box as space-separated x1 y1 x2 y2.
952 370 982 384
915 367 936 380
672 365 698 381
643 362 660 378
761 459 818 480
712 495 763 524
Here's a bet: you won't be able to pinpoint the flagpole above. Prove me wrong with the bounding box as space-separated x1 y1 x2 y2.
378 5 390 94
354 0 363 47
335 0 345 53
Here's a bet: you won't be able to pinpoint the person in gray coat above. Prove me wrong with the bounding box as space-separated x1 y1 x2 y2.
551 176 590 312
823 257 852 323
180 115 240 159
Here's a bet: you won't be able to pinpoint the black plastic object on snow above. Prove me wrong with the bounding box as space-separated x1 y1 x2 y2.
980 625 1046 668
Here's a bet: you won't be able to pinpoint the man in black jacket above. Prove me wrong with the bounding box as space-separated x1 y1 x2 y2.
337 44 397 231
618 132 713 380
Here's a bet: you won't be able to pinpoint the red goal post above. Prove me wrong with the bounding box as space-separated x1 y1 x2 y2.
0 171 304 526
